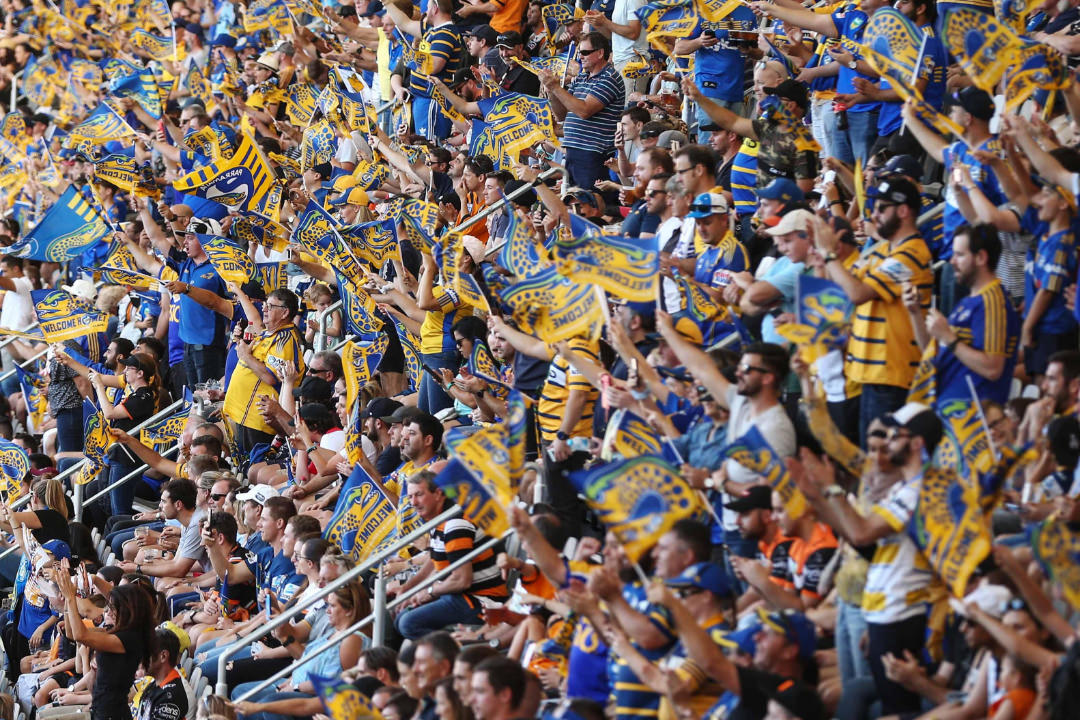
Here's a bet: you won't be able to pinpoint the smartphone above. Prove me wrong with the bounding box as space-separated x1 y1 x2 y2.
823 170 837 184
264 592 273 619
951 167 963 184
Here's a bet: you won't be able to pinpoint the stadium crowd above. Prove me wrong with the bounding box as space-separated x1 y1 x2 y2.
2 0 1080 718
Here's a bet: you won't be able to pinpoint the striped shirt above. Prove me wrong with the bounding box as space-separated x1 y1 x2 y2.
408 23 465 98
610 583 676 720
1025 228 1078 335
936 278 1020 405
562 64 625 154
845 235 933 388
419 284 470 354
538 338 600 442
430 510 507 603
730 137 760 216
223 324 305 434
863 475 940 624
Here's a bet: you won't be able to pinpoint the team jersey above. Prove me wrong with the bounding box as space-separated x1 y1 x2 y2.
609 583 677 720
407 23 464 98
730 137 760 216
135 668 189 720
694 233 749 291
429 507 508 605
567 617 610 703
936 278 1020 405
845 234 933 388
223 324 305 434
758 533 795 589
537 338 600 442
787 523 840 603
657 613 731 720
941 139 1005 260
419 284 470 354
862 475 940 623
687 6 756 103
1025 229 1078 335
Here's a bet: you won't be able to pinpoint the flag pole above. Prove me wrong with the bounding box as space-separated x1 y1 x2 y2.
899 33 928 138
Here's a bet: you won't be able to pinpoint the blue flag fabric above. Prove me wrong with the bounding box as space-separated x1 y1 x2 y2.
7 185 111 261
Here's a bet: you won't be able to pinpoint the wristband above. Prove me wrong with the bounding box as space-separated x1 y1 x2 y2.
947 337 960 353
306 445 319 454
830 200 844 206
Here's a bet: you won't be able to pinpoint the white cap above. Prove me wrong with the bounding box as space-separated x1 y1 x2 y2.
61 278 96 303
237 483 278 506
766 209 816 237
965 584 1014 619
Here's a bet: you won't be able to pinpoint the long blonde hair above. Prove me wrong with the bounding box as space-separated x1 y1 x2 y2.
33 478 67 520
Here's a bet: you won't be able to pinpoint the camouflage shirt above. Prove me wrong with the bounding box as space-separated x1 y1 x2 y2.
752 116 820 188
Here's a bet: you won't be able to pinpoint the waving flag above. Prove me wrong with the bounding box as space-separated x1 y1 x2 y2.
388 313 421 394
994 0 1039 34
311 673 385 720
199 235 255 284
339 282 384 338
75 399 113 486
500 209 547 278
467 341 510 400
907 339 938 406
864 7 929 76
293 201 364 288
571 455 704 561
697 0 744 22
773 275 854 361
501 265 605 343
399 199 439 251
67 103 135 145
324 465 396 563
136 0 172 29
342 218 398 266
1005 40 1069 112
112 67 163 118
762 34 796 78
861 44 966 139
909 465 990 597
510 54 571 78
300 118 336 171
670 270 733 345
439 420 517 536
936 397 994 477
130 29 176 60
94 153 139 192
604 409 664 459
234 212 289 251
140 402 191 455
286 83 319 125
173 132 281 217
342 335 389 412
1029 518 1080 610
944 7 1023 93
15 365 47 436
256 262 287 296
100 265 159 290
349 157 389 191
636 0 698 50
185 63 213 109
32 289 109 342
554 229 658 301
0 439 28 500
0 113 30 163
476 93 557 163
22 55 59 108
331 67 375 133
542 4 578 51
7 186 111 262
723 425 806 519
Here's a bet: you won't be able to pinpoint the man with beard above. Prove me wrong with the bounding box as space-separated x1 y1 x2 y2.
787 402 943 717
813 175 933 444
361 397 404 476
654 326 796 582
903 223 1020 406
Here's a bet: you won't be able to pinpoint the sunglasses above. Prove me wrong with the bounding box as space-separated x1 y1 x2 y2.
211 493 228 501
579 47 600 56
737 362 768 374
647 190 667 198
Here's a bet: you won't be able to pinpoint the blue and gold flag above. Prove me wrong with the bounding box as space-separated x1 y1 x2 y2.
94 153 139 193
68 103 134 145
311 673 385 720
75 399 113 486
341 218 398 266
554 229 658 302
762 33 796 78
1029 517 1080 610
342 334 389 412
571 454 704 561
774 275 854 361
604 409 664 460
139 402 191 454
0 439 28 500
7 186 111 262
936 397 994 478
636 0 698 50
501 266 605 343
907 339 937 407
864 7 929 76
468 341 509 400
15 365 47 436
22 56 58 108
944 7 1023 93
670 270 733 345
173 132 281 217
542 4 578 51
400 199 439 251
201 235 255 284
234 212 289 252
285 83 319 126
339 281 384 338
185 63 213 109
507 390 528 485
0 113 29 163
256 261 287 296
112 67 164 119
32 289 109 343
476 93 557 163
332 67 375 133
130 29 176 60
300 118 336 171
1005 40 1068 112
499 209 547 278
435 456 511 537
349 157 389 191
994 0 1039 34
723 425 806 518
324 465 397 563
909 465 989 597
510 54 571 78
99 265 158 290
696 0 743 22
136 0 172 29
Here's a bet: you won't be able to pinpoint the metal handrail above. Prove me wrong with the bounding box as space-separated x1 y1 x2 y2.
78 444 180 513
9 69 21 113
235 533 504 701
314 300 343 353
0 344 49 385
215 504 464 696
0 321 40 352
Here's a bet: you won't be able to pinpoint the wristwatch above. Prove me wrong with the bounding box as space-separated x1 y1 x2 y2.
823 484 846 499
847 59 857 69
556 430 569 441
823 251 838 263
947 337 961 353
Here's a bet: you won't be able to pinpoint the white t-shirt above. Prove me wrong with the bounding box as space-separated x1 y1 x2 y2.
659 216 697 312
611 0 649 66
721 389 796 531
0 276 33 331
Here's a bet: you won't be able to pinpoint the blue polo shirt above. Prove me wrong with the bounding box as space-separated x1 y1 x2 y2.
830 7 880 115
1025 228 1078 335
169 256 228 347
688 7 756 103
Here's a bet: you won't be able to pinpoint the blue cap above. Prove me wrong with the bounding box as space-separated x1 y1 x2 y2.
757 178 803 204
43 540 71 561
720 622 760 656
687 192 729 218
757 608 817 660
211 33 237 49
665 562 733 596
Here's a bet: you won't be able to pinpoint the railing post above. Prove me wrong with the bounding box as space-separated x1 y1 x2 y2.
373 570 387 647
72 481 82 523
315 300 342 353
